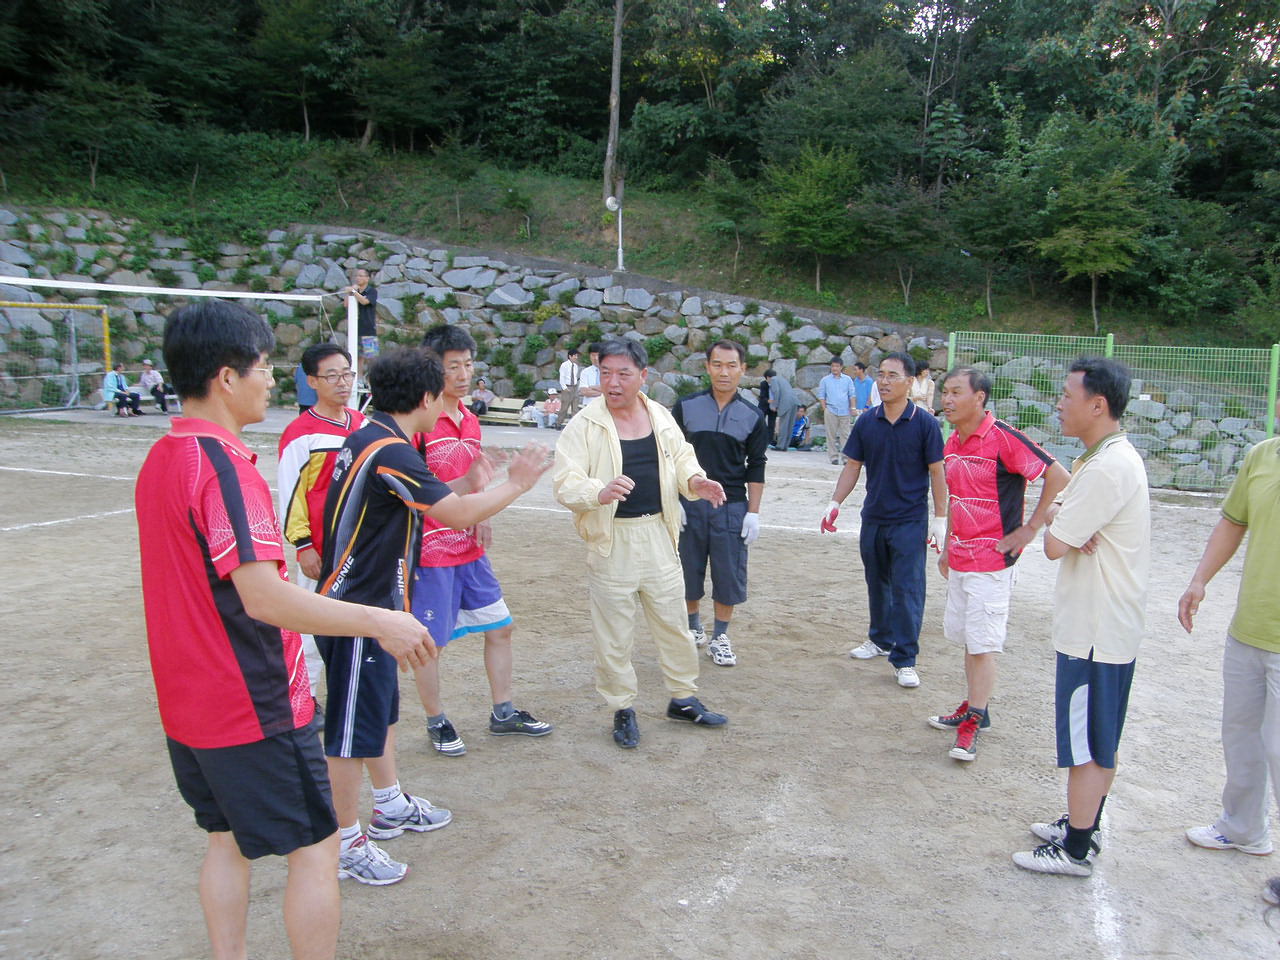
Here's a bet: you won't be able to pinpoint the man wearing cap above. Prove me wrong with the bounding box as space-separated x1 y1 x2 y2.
137 358 173 413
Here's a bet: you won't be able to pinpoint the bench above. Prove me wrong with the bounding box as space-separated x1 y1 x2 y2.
475 396 535 428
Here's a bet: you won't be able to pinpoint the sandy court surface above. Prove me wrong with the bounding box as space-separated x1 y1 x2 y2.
0 410 1277 960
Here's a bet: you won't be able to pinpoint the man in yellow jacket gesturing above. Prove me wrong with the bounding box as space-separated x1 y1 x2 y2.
554 339 731 749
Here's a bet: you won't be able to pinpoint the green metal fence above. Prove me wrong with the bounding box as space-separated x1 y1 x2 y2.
946 331 1280 492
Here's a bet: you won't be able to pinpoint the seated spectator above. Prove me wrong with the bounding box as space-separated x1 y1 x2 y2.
103 362 142 417
541 388 561 428
470 377 497 415
137 358 174 413
792 405 813 450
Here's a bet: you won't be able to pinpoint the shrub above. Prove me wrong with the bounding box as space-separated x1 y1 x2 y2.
532 302 561 325
675 375 710 397
249 275 269 293
557 288 577 306
520 333 547 364
231 265 251 286
512 373 534 396
777 308 795 328
644 335 673 365
743 302 760 316
196 264 217 284
151 266 180 288
490 346 513 369
778 333 797 359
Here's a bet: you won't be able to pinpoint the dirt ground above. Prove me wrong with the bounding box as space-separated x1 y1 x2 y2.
1 410 1277 960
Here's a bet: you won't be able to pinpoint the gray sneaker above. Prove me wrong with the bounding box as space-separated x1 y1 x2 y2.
690 628 708 648
337 835 408 885
849 640 889 659
1264 876 1280 906
428 718 466 757
706 634 737 666
1031 815 1102 856
366 794 452 840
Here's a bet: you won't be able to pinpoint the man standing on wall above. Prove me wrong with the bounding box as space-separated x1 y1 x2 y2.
1013 357 1149 877
346 267 378 361
931 366 1069 761
821 352 946 689
816 358 857 465
674 340 769 668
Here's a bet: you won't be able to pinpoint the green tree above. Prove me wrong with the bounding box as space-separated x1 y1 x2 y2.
757 143 861 294
702 155 759 281
253 0 336 141
1033 168 1150 332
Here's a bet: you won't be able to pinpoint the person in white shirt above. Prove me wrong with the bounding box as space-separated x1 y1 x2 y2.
558 346 582 420
137 358 173 413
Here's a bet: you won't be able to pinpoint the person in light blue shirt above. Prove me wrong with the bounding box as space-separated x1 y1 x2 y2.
852 362 876 414
103 362 142 416
817 359 857 465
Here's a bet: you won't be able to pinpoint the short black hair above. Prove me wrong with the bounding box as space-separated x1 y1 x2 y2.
707 340 746 363
854 362 867 372
916 359 930 371
367 347 444 414
588 342 603 355
301 342 351 377
763 368 777 378
829 357 844 366
597 338 647 370
421 323 476 357
163 300 275 400
1069 356 1131 419
942 365 991 405
881 351 916 377
567 346 580 358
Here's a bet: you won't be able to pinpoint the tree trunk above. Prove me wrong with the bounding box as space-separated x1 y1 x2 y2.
602 0 624 202
300 77 310 142
360 117 376 150
732 227 741 281
814 254 822 294
985 264 994 322
1091 273 1100 333
88 145 99 191
454 190 462 229
898 260 914 306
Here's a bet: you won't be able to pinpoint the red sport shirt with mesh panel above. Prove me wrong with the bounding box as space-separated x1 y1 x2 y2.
137 418 313 748
942 411 1057 572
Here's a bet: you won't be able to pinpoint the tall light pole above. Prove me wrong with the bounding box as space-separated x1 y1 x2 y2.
605 195 624 271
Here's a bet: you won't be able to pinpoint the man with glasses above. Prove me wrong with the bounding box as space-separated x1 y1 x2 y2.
821 352 946 689
278 343 365 695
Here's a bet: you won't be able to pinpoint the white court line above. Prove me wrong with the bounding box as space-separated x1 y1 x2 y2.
0 465 136 482
1 507 135 532
502 502 855 536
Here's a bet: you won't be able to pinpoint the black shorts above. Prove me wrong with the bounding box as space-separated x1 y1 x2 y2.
678 498 749 606
167 715 337 860
316 634 399 758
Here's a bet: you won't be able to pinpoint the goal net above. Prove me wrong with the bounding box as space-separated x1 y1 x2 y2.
0 278 343 414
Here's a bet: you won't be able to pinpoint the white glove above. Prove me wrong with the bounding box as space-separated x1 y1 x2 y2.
679 503 687 531
741 512 760 546
929 516 948 553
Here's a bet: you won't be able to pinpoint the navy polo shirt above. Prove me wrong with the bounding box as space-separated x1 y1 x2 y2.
844 400 943 524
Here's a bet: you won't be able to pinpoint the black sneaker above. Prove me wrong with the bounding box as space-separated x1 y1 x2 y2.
613 708 638 748
666 697 728 726
428 719 466 757
489 708 553 737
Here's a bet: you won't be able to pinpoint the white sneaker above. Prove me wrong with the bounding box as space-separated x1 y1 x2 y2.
691 628 708 648
1185 824 1274 855
706 634 736 666
1012 842 1092 877
849 640 888 659
895 666 920 688
1264 877 1280 905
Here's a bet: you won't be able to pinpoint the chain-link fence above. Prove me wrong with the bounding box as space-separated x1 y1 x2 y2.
947 331 1280 491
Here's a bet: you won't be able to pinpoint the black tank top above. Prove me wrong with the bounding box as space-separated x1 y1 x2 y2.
616 432 662 517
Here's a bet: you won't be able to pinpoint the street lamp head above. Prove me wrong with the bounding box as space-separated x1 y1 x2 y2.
605 196 620 212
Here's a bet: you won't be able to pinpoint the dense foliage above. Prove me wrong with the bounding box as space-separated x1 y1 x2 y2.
2 0 1278 337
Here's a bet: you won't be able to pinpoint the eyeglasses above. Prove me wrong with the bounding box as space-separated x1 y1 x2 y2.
317 371 356 384
876 372 906 382
252 366 275 379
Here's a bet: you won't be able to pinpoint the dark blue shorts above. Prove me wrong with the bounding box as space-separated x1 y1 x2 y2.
1054 651 1136 769
678 498 749 606
316 635 399 759
167 715 337 859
